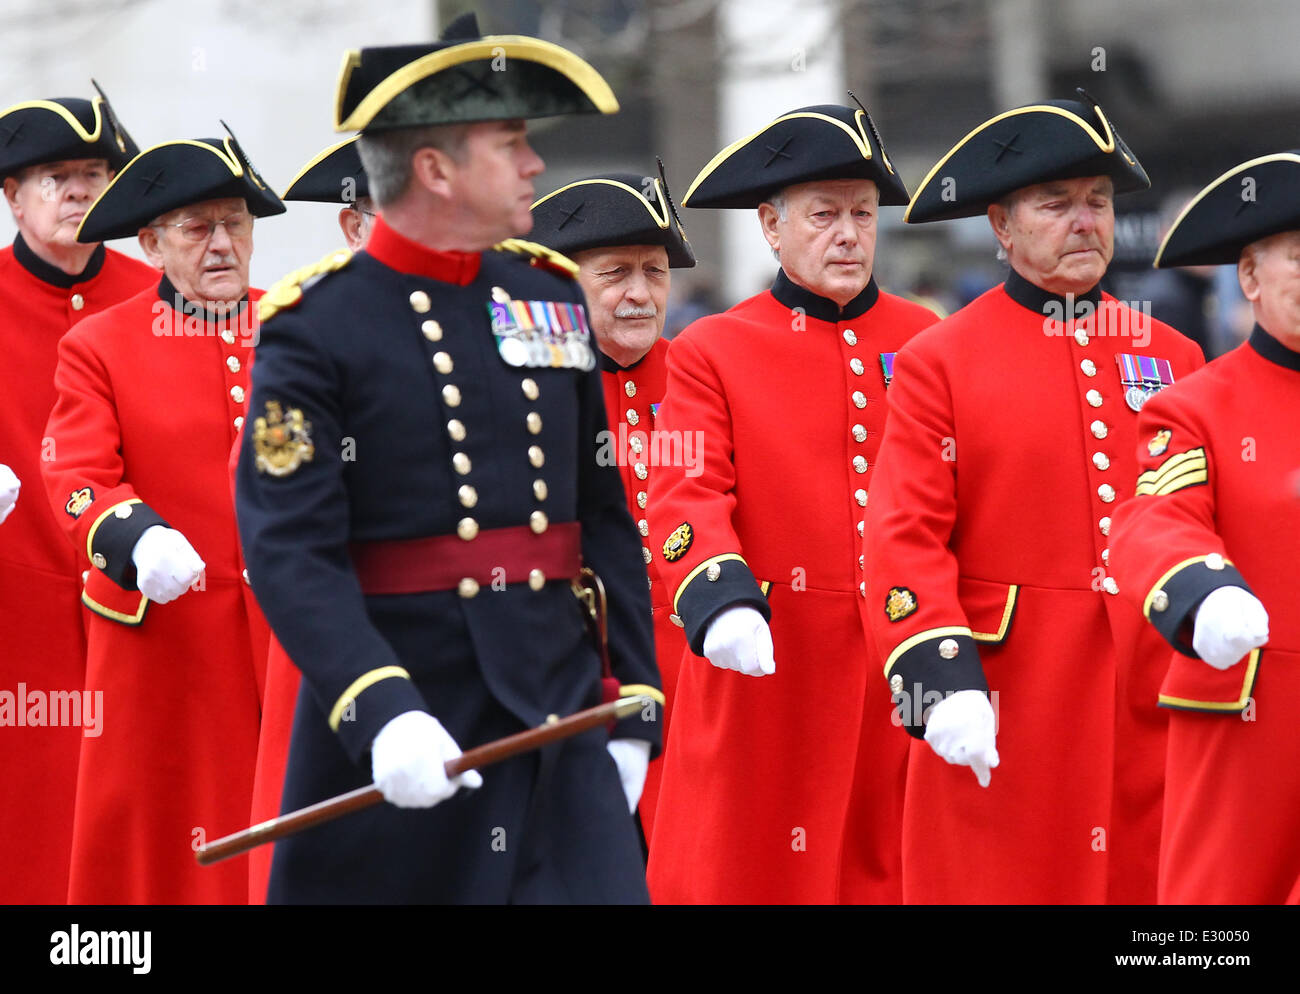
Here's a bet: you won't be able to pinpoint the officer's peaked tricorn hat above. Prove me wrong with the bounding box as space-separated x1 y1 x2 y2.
76 127 285 243
0 81 138 178
1154 152 1300 268
530 168 696 268
333 12 618 133
681 102 909 210
905 89 1149 223
283 137 369 203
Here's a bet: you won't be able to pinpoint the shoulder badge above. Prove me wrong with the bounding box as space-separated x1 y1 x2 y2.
1147 429 1171 457
253 400 315 477
662 522 693 562
493 238 579 279
65 487 94 519
258 248 353 324
885 586 918 622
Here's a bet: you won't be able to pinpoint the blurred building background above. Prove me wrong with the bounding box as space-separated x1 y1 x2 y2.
4 0 1294 355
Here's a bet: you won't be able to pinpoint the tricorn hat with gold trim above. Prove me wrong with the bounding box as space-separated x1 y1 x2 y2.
530 168 695 268
0 82 137 178
682 103 909 210
905 89 1149 224
1154 153 1300 268
333 13 618 134
283 137 369 204
76 128 285 243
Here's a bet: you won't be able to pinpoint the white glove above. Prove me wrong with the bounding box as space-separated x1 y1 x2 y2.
371 710 483 808
702 605 776 677
0 464 18 524
924 689 1000 788
1193 585 1269 670
606 738 651 813
130 524 205 604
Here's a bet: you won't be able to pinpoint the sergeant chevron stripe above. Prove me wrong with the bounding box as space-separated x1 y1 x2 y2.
1136 447 1207 496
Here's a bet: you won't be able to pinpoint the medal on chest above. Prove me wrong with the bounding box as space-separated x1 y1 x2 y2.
488 297 596 371
1115 353 1176 412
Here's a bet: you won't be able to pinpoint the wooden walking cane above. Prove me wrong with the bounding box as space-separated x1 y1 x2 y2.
195 695 650 866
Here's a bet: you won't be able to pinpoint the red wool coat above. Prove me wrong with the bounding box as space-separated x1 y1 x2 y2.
599 336 685 843
862 271 1204 903
41 279 267 904
645 271 936 903
1109 327 1300 904
0 237 155 903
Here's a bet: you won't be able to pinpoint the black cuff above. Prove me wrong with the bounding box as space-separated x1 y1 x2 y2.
886 633 987 739
676 557 772 656
1148 560 1252 657
90 501 169 590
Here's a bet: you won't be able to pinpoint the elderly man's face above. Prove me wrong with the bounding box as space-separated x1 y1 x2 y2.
139 197 253 306
758 179 878 308
574 244 670 367
988 175 1115 295
3 158 111 250
1239 230 1300 347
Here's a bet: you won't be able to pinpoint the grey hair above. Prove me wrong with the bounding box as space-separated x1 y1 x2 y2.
357 123 471 207
762 190 789 260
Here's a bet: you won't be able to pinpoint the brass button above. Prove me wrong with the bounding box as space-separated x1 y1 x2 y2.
1101 548 1110 565
526 412 542 434
1074 329 1090 347
70 293 84 310
1086 389 1103 408
242 568 250 585
458 485 478 508
1206 553 1225 571
858 554 865 569
457 517 479 541
938 638 960 659
852 424 867 443
1091 420 1108 439
1098 484 1116 503
670 613 684 628
1080 359 1097 377
1151 589 1169 612
114 504 133 519
853 456 868 474
234 415 244 430
638 519 649 537
81 570 89 584
447 419 466 441
528 445 544 468
636 491 647 509
626 408 639 426
849 357 864 375
889 674 904 694
521 378 539 400
634 463 648 480
226 356 241 373
452 452 471 475
857 520 864 536
220 329 236 345
843 329 857 346
851 391 867 409
230 385 245 404
491 286 511 303
442 384 462 407
855 489 868 507
533 479 548 501
706 563 721 582
625 381 636 398
859 581 866 597
93 553 107 569
1102 577 1119 595
409 290 431 313
642 547 652 564
629 435 644 455
433 351 453 374
458 577 480 598
422 320 443 341
1099 516 1111 536
1092 452 1110 471
528 568 546 591
529 510 549 534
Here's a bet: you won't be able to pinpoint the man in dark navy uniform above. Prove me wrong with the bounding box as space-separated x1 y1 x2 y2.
236 14 662 904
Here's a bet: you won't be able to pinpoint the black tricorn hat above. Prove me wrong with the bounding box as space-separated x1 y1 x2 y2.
530 168 696 268
333 12 618 133
283 137 369 204
76 129 285 243
905 89 1149 223
1154 152 1300 268
0 82 138 178
681 103 909 210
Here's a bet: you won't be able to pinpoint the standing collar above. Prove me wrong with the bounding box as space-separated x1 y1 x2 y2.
1249 323 1300 372
770 268 879 322
1003 266 1102 319
157 275 248 324
13 233 106 288
365 215 482 286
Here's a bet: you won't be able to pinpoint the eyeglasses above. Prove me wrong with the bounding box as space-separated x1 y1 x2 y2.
156 212 254 243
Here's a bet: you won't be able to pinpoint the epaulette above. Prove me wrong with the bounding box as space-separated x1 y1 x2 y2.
258 248 353 323
492 237 579 279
